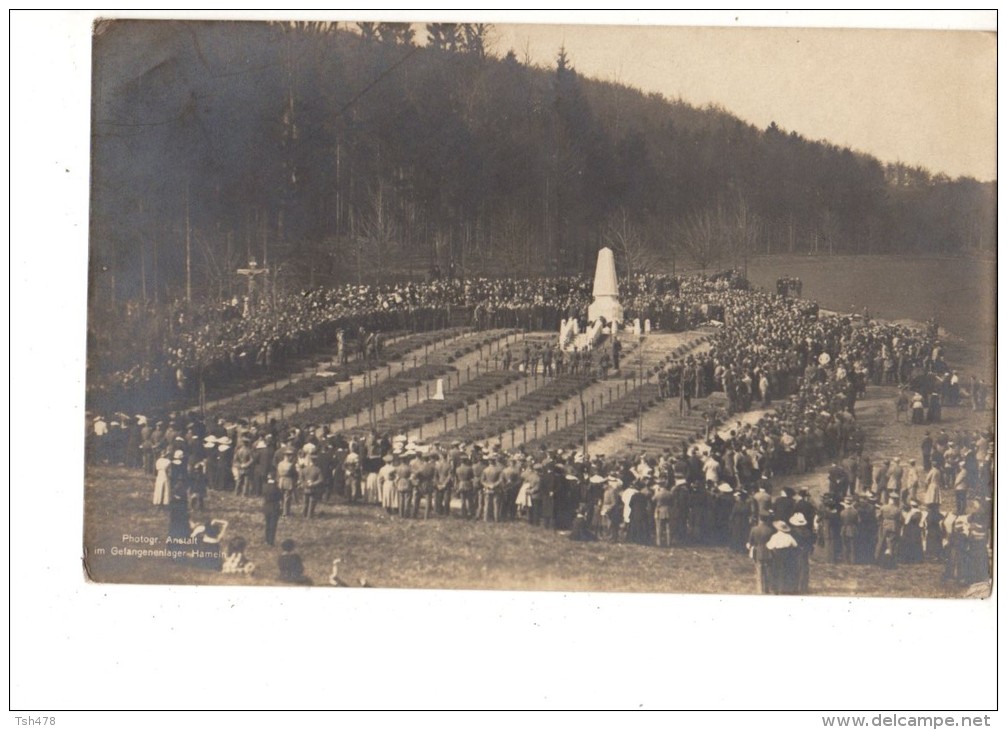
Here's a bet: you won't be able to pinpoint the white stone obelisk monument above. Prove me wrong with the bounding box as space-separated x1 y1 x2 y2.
587 247 624 324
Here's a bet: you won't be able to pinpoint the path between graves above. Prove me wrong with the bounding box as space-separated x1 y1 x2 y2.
260 329 525 430
220 329 517 425
473 331 711 451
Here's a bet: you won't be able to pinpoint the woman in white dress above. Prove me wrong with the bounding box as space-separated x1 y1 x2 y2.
364 470 381 504
152 448 172 506
379 454 400 513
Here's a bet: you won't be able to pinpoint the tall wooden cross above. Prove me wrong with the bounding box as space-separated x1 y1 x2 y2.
236 258 269 312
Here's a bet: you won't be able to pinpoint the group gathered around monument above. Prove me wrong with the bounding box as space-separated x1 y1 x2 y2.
86 250 993 592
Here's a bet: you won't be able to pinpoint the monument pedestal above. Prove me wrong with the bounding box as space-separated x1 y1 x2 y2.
588 296 624 325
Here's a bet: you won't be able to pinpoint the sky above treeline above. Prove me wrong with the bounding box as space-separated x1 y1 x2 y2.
245 10 994 182
60 10 1003 184
488 22 996 182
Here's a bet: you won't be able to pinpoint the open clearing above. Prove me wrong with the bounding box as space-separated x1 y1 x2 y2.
746 254 995 374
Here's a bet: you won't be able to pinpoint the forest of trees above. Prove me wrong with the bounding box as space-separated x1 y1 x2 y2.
89 20 996 303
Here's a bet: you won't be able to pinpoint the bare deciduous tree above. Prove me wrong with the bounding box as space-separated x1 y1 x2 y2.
674 206 722 273
604 207 654 280
351 182 399 284
675 196 761 274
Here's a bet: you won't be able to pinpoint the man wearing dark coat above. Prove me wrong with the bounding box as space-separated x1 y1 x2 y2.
839 497 860 564
262 479 282 546
855 494 878 565
817 493 841 564
747 514 775 594
668 478 689 544
828 462 850 499
712 485 734 546
653 483 674 547
921 432 933 472
792 488 817 528
858 454 873 494
772 487 796 525
728 492 752 553
252 437 274 498
627 487 650 545
789 513 815 594
686 449 703 486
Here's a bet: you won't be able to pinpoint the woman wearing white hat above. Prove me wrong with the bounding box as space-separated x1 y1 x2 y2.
767 519 800 595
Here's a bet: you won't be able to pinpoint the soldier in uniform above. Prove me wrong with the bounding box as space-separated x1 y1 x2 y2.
499 456 521 522
455 455 475 519
751 480 772 522
875 494 903 568
653 481 674 547
300 453 323 518
395 451 414 518
276 448 297 517
434 451 454 517
480 455 502 523
414 453 437 519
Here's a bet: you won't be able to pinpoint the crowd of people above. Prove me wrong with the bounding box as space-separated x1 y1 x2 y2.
86 271 749 417
87 270 993 591
775 275 803 297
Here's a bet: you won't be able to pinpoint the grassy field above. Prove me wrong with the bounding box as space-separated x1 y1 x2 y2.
83 380 986 597
82 462 967 597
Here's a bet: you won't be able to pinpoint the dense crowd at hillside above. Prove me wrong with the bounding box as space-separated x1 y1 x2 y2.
86 269 992 591
86 271 748 414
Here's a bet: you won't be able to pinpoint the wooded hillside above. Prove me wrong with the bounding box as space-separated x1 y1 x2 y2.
89 20 996 301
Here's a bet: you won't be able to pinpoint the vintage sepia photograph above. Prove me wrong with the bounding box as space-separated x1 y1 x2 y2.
81 15 995 599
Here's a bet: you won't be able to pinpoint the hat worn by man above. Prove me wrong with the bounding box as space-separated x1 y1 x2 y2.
772 520 791 532
788 513 807 527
